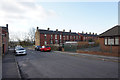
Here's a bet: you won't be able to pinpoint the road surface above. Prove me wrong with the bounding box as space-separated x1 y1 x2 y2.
15 49 118 78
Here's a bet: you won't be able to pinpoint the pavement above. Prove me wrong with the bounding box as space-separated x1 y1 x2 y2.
54 51 119 62
16 49 119 78
2 50 21 79
0 56 2 80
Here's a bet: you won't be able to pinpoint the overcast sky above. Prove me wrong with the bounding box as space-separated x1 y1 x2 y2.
0 0 119 39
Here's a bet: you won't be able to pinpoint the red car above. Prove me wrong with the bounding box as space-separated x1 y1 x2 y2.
40 46 51 52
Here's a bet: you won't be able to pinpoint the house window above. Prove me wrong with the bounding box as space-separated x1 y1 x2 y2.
76 36 78 39
104 38 107 45
104 37 119 46
50 40 53 44
44 34 47 39
60 35 62 39
63 35 65 40
74 36 76 39
44 41 47 45
79 36 81 39
108 38 114 45
115 37 119 45
51 35 53 39
55 34 57 39
67 36 69 40
55 40 58 44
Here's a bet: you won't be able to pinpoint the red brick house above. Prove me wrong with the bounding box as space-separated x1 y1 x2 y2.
35 27 81 46
0 24 9 56
78 32 98 42
99 25 120 54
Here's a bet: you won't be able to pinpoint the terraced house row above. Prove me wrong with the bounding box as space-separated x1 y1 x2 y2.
35 27 98 46
0 24 9 56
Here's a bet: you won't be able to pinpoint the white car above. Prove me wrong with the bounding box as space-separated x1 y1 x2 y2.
15 48 27 55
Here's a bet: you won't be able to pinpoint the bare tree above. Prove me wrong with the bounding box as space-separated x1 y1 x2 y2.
28 27 35 43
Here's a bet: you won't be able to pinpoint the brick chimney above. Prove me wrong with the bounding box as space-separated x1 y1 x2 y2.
82 31 84 34
89 32 91 35
56 29 58 31
47 28 50 31
6 24 8 28
63 29 65 32
37 27 39 30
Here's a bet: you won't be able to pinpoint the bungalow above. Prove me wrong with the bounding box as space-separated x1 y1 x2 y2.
0 24 9 56
99 25 120 54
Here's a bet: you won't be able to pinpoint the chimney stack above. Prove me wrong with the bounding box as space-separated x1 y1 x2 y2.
63 29 65 32
6 24 8 28
37 27 39 30
93 33 94 35
89 32 91 35
69 29 71 32
56 29 58 31
47 28 50 30
82 31 84 34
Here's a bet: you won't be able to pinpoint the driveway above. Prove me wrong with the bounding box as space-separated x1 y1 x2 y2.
15 49 118 78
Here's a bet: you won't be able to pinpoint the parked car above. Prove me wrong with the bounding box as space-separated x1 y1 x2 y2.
15 48 27 56
35 46 42 51
40 46 51 52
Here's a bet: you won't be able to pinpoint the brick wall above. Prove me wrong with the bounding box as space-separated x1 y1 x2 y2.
2 28 9 54
35 30 82 46
35 30 40 46
99 38 120 54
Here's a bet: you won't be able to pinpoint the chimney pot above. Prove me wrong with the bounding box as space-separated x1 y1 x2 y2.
56 29 58 31
89 32 91 34
37 27 39 30
48 28 50 30
82 31 84 34
63 29 65 32
6 24 8 28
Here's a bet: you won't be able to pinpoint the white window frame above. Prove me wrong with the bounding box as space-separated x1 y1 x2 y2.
115 37 119 45
51 35 53 39
44 34 47 39
67 36 69 40
55 34 57 39
60 35 62 39
55 40 58 44
74 36 76 39
50 40 53 44
104 38 107 45
44 41 47 45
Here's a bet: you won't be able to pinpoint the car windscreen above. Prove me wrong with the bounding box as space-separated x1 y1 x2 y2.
37 46 42 48
17 48 25 50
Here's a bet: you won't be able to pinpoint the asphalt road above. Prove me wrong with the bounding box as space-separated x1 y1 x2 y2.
15 49 118 78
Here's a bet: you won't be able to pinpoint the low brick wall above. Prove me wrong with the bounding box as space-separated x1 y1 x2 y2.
76 50 119 57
